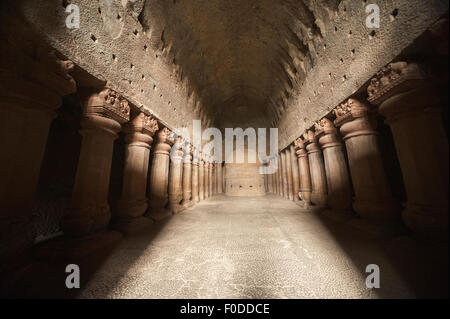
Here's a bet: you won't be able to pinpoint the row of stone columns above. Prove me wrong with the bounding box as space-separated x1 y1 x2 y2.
268 62 448 241
0 45 225 268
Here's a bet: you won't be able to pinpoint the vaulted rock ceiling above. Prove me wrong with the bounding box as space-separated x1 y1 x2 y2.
138 0 340 128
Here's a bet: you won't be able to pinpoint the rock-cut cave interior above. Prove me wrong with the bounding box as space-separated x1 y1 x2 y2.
0 0 449 299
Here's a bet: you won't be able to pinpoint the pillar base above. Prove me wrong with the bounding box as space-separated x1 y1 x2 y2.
147 208 172 221
347 218 406 239
310 193 327 206
296 200 311 209
112 216 153 235
402 204 449 242
182 200 195 209
33 230 122 262
321 208 355 222
170 203 186 214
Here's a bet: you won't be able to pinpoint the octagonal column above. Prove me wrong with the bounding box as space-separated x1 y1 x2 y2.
304 130 327 207
0 47 75 270
61 88 129 241
182 144 194 209
169 137 184 214
286 147 294 200
192 149 200 203
113 113 158 234
199 155 205 200
294 138 312 208
290 144 300 202
368 62 449 240
148 127 174 220
315 118 354 221
334 98 401 236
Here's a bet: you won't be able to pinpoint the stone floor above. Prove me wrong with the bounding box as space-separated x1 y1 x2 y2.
3 195 448 298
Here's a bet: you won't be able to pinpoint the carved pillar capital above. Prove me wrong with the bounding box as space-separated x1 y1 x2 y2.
0 43 76 113
83 88 130 124
154 127 174 155
315 117 343 149
183 144 193 163
122 112 158 147
367 62 427 105
294 137 308 158
334 98 377 138
368 62 440 123
304 130 321 154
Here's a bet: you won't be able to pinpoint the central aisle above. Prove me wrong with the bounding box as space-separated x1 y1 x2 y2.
76 194 443 299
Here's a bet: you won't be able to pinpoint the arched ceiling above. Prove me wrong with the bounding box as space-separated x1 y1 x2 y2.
138 0 340 128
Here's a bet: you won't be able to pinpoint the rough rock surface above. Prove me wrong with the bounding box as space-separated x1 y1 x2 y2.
7 0 449 148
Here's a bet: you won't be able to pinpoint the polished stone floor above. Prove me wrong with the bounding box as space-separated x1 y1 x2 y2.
76 195 447 298
4 194 448 298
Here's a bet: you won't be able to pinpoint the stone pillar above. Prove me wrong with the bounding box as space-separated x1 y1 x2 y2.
61 88 128 234
315 118 354 221
182 143 194 209
209 157 214 196
304 130 327 207
169 137 185 214
192 148 200 203
199 154 205 200
217 162 223 194
278 153 283 196
281 151 288 198
114 112 158 233
368 62 449 240
148 127 174 220
294 138 312 208
204 155 210 199
37 88 127 261
0 46 75 269
334 98 401 236
285 148 294 200
267 167 273 193
273 165 278 195
290 144 300 202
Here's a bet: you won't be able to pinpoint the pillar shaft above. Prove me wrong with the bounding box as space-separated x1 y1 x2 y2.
267 169 273 193
148 128 174 220
114 113 158 233
169 138 184 214
62 88 130 237
281 151 288 198
182 144 194 208
294 138 312 207
217 162 223 193
334 98 401 235
204 158 209 198
209 160 213 196
285 148 294 200
305 131 327 206
0 46 75 270
192 150 200 202
316 118 353 221
290 145 300 201
278 154 283 196
199 158 205 200
368 62 449 240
